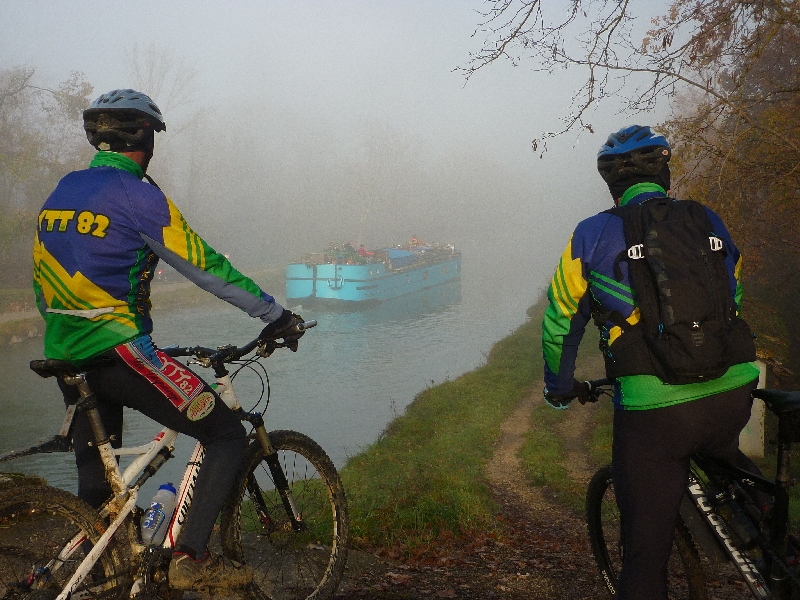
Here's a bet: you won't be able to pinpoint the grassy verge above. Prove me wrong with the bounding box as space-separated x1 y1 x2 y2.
0 317 43 346
149 268 285 312
340 297 548 553
587 401 614 467
0 287 42 345
516 327 607 514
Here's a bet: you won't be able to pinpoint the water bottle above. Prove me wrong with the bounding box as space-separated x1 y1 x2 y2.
141 483 177 546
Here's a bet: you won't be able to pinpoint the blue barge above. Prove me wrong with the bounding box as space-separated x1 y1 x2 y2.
286 244 461 306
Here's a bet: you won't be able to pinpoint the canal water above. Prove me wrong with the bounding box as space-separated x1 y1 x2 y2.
0 263 542 501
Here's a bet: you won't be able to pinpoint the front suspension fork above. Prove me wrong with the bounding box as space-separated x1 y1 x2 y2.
245 412 304 532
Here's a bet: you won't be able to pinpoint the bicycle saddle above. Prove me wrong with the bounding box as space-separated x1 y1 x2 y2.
30 357 114 379
752 388 800 416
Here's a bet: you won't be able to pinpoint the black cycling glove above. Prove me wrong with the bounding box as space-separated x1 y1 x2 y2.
259 310 305 350
544 378 590 409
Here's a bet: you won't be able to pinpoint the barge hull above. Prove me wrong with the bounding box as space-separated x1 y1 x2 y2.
286 256 461 305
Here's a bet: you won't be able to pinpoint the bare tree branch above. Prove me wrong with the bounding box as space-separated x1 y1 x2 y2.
460 0 800 151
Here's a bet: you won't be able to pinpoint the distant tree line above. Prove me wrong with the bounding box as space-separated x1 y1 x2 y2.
0 66 94 286
0 46 200 289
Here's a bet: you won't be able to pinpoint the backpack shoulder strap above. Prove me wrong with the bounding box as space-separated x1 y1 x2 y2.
604 203 645 281
670 199 727 256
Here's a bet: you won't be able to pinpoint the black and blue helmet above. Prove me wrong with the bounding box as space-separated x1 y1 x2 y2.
597 125 671 187
83 89 165 151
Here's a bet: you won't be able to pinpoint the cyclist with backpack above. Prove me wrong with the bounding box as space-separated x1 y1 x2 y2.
542 125 760 600
33 89 302 590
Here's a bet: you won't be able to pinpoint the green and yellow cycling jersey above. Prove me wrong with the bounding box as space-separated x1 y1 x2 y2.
542 186 758 410
34 152 284 363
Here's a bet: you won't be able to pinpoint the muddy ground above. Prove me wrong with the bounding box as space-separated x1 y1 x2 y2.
332 382 752 600
333 387 607 599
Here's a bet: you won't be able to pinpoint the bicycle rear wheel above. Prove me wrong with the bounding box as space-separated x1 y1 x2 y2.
0 485 128 600
586 465 707 599
220 430 349 600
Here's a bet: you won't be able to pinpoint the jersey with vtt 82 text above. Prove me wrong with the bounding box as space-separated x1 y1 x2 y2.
33 152 284 363
542 187 759 410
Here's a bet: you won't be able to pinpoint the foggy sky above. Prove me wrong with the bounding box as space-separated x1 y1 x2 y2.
2 1 670 302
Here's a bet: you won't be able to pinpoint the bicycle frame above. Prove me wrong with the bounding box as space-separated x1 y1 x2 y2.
683 467 770 598
4 325 318 600
683 448 800 599
51 372 250 600
581 378 800 599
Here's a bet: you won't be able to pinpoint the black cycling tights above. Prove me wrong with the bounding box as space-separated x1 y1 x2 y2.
59 340 245 558
612 380 759 600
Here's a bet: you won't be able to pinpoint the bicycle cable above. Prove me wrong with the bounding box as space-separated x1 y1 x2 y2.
229 358 271 414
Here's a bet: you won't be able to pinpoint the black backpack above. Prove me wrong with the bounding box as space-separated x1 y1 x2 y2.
594 198 756 384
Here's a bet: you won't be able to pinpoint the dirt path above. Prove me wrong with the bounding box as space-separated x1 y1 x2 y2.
335 349 750 599
334 383 610 599
477 384 607 599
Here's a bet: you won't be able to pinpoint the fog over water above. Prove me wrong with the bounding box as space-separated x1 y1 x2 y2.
1 1 673 302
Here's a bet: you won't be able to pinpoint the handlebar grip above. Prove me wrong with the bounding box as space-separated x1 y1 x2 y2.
162 346 191 357
579 378 615 404
586 378 615 392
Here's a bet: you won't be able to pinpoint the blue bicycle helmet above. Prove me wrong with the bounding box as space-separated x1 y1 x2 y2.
83 89 166 151
597 125 671 187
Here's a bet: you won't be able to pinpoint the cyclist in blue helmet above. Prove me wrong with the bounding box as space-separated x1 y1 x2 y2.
34 89 303 591
596 124 672 203
541 125 761 600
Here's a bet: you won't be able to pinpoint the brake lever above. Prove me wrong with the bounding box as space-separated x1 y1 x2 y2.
580 380 602 405
257 340 277 358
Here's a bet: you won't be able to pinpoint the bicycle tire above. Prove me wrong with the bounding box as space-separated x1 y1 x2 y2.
220 430 349 600
0 485 128 600
586 465 707 599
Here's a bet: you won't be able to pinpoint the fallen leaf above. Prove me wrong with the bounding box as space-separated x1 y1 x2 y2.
385 572 412 585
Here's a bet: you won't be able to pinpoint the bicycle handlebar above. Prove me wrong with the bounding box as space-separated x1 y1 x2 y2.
584 378 615 399
553 377 615 404
162 319 317 366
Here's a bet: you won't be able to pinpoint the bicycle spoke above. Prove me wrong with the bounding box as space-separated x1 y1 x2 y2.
220 431 349 600
0 486 127 600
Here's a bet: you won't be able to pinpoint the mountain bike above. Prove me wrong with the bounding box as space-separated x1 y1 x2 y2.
579 378 800 599
0 320 350 600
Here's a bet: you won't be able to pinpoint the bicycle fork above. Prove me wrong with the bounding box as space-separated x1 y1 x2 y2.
216 372 304 531
253 417 305 532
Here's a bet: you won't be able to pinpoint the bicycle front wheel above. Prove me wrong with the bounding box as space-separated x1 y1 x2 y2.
220 430 349 600
586 465 707 599
0 485 128 600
